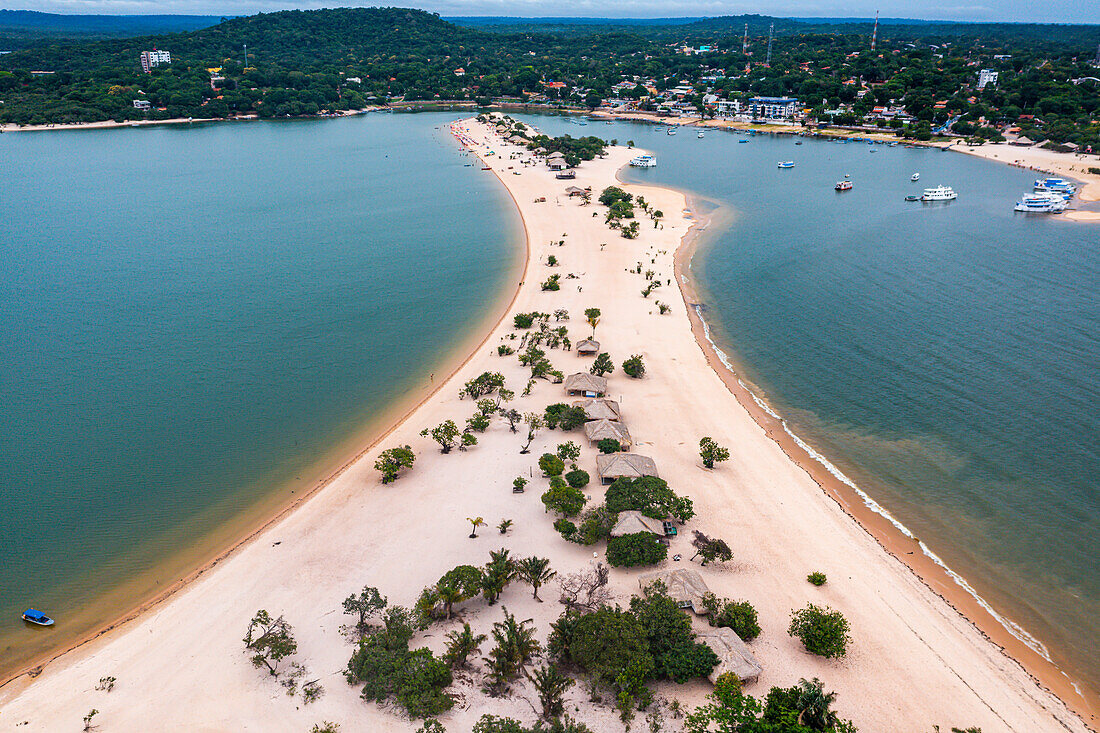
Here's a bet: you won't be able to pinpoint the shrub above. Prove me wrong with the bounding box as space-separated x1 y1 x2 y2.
565 468 590 489
1089 167 1100 175
545 403 588 430
556 441 581 463
497 345 515 356
621 354 645 378
699 437 730 469
375 445 415 484
513 313 535 329
701 594 761 641
606 532 667 567
605 476 694 522
542 274 561 291
460 372 506 399
539 453 566 476
542 485 587 517
597 438 622 454
788 604 851 659
808 571 827 586
568 505 618 545
554 518 578 539
590 352 614 376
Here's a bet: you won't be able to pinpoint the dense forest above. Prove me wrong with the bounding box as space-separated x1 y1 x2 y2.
0 7 1096 148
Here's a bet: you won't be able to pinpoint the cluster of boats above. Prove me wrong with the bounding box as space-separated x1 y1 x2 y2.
1014 177 1076 213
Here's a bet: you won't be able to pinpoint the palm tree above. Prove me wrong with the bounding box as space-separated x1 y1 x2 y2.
481 548 516 604
444 622 487 669
527 663 574 720
468 516 486 538
795 677 838 730
490 607 541 675
517 556 557 601
436 581 464 620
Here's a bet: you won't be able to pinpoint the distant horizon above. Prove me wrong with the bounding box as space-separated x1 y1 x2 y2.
3 3 1100 25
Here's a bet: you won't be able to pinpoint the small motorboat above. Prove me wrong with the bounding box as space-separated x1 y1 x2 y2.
698 132 705 138
777 161 795 169
22 609 54 626
795 140 803 145
911 173 920 181
667 128 676 135
905 195 921 202
738 139 749 144
835 180 853 191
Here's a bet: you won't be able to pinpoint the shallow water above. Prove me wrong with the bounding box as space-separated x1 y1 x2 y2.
517 112 1099 695
0 111 523 673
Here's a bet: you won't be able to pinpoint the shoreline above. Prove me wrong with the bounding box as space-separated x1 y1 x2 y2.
0 122 529 689
668 194 1098 724
0 116 1092 732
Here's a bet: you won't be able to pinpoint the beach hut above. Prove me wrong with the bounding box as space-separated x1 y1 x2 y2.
576 338 600 355
584 419 632 450
572 398 621 422
535 147 548 155
696 627 763 685
1011 135 1033 146
596 453 658 484
508 135 527 145
546 152 567 170
638 568 711 612
611 510 665 538
564 372 607 397
565 186 587 197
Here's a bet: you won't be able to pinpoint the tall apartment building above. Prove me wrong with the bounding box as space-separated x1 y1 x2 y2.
977 68 999 90
140 50 172 74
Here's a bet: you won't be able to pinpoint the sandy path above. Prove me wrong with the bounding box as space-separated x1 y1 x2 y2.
0 119 1090 732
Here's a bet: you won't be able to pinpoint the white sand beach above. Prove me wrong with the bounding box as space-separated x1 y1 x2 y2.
0 117 1093 732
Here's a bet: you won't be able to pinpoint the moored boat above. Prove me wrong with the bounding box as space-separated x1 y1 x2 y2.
921 185 957 202
629 154 657 168
777 161 795 169
1014 192 1067 213
22 609 54 626
911 173 920 181
835 180 853 191
905 195 921 201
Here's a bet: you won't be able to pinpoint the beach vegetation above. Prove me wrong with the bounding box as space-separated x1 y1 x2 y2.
539 453 566 476
528 663 574 720
690 530 733 566
502 408 523 433
564 505 618 545
632 582 720 683
467 411 491 433
599 186 633 207
244 610 298 677
477 397 501 415
686 673 854 732
544 403 588 431
375 445 416 484
529 134 607 164
498 518 513 534
517 556 557 601
590 352 615 376
444 622 487 669
700 593 761 641
652 211 664 228
547 254 558 267
512 476 528 492
622 354 646 379
558 562 612 613
542 484 587 517
808 571 828 586
514 313 536 329
565 468 590 489
468 516 487 538
542 274 562 291
605 476 695 523
607 532 668 567
554 518 578 540
597 438 622 454
789 604 852 659
82 709 99 732
699 437 730 469
553 308 570 321
342 585 388 634
622 221 641 239
311 723 340 733
461 371 507 400
584 307 601 334
484 608 541 695
95 676 116 692
481 548 517 604
460 431 478 450
498 344 515 356
521 412 546 453
415 722 444 733
657 301 670 314
556 440 581 463
473 715 593 733
421 420 460 453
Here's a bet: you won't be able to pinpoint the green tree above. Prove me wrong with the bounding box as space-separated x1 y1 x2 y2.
699 437 730 469
622 354 645 378
468 516 486 538
590 352 614 376
597 438 622 454
542 484 587 517
528 663 574 720
788 604 851 659
460 371 507 399
444 622 487 669
565 468 590 489
421 420 460 453
244 610 298 676
375 445 415 483
539 453 566 476
583 307 601 335
482 548 517 604
516 556 557 601
342 586 387 632
607 532 668 567
556 441 581 463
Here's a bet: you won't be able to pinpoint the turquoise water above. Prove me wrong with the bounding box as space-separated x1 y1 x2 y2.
518 114 1099 695
0 112 522 671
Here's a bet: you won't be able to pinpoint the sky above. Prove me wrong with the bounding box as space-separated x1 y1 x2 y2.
7 0 1100 24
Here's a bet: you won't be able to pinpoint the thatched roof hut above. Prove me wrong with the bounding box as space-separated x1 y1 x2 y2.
611 510 665 537
564 372 607 397
696 627 763 685
576 338 600 355
596 453 657 484
584 419 632 449
508 134 527 145
638 568 710 612
565 186 587 196
572 398 621 421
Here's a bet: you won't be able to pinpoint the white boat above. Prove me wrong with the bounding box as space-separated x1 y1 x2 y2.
667 128 676 135
835 180 853 191
698 132 705 138
1014 192 1067 213
1034 177 1075 194
777 161 795 169
911 173 920 181
921 185 957 202
629 155 657 168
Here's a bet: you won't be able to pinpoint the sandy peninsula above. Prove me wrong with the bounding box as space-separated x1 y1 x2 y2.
0 117 1093 732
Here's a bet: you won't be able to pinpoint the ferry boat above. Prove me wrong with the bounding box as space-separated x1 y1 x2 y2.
835 180 853 191
777 161 795 169
911 173 920 181
921 185 957 202
1014 192 1067 213
629 155 657 168
1034 177 1075 194
666 128 676 135
22 609 54 626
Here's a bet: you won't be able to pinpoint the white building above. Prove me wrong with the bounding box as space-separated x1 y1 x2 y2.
977 68 999 90
132 99 151 110
140 50 171 74
748 96 800 120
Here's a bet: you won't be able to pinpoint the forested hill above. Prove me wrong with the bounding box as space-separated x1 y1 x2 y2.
0 10 224 51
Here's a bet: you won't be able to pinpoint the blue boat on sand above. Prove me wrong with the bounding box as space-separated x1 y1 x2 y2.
22 609 54 626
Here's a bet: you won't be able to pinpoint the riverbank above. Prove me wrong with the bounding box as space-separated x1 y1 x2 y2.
0 117 1092 732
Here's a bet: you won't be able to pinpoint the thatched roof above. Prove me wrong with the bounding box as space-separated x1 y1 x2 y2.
611 510 665 537
638 568 710 612
597 453 658 482
565 186 587 195
508 135 527 144
697 627 763 685
564 372 607 395
576 338 600 354
546 151 566 159
584 419 632 448
573 398 621 421
1013 135 1033 145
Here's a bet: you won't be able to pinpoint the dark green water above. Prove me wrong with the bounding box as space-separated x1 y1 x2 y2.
0 112 522 671
518 113 1099 697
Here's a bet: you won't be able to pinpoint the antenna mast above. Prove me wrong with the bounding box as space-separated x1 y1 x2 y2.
243 43 248 68
871 11 879 52
743 23 749 54
765 22 774 65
